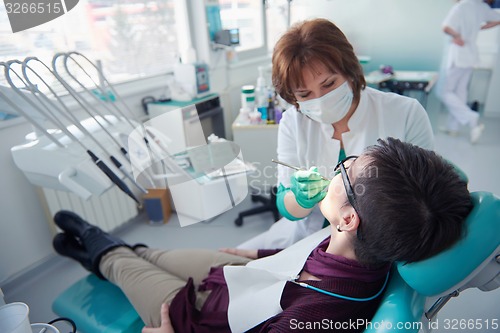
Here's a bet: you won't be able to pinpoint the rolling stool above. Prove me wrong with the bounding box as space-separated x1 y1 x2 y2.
235 185 280 226
52 274 144 333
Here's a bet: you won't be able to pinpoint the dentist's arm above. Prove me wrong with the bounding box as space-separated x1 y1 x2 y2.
277 167 330 220
481 21 500 30
443 26 464 46
280 190 315 218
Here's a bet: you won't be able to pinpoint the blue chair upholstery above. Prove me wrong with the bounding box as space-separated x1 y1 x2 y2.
52 274 144 333
398 191 500 296
364 191 500 332
363 269 425 333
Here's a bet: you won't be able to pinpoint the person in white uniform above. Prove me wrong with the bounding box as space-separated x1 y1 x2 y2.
238 18 435 250
440 0 500 143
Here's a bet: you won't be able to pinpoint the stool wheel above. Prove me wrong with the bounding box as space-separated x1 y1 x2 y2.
235 216 243 226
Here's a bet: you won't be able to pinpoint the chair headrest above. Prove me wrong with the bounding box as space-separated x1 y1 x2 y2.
397 191 500 296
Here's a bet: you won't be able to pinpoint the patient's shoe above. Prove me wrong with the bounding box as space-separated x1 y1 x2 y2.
80 227 128 280
470 123 485 144
53 233 92 272
439 126 460 137
53 210 129 280
53 210 95 239
132 243 149 251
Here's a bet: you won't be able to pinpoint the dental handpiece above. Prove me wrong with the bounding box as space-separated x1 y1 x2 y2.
271 159 331 181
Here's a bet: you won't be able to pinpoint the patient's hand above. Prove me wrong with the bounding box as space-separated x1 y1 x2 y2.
142 303 174 333
219 248 258 259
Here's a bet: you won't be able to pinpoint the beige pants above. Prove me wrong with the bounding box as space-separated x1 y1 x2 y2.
100 247 251 327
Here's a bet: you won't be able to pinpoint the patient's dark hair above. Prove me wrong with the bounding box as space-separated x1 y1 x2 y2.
353 138 472 266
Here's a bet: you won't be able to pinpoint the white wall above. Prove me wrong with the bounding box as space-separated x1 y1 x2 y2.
0 120 53 283
484 27 500 116
290 0 453 72
290 0 500 115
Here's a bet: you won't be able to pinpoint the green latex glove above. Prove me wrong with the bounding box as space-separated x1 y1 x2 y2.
290 167 330 209
276 184 303 221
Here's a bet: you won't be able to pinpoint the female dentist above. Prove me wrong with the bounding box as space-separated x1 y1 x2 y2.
238 18 434 249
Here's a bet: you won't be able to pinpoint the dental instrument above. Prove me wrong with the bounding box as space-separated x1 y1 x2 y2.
3 61 141 204
54 52 169 188
290 272 390 302
21 57 148 194
271 159 331 181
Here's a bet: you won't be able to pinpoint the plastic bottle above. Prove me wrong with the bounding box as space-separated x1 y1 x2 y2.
255 66 268 120
238 107 251 123
241 85 255 111
266 92 276 124
249 110 262 124
274 94 283 124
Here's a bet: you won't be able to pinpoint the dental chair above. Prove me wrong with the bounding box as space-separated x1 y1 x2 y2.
364 191 500 332
52 274 144 333
52 191 499 333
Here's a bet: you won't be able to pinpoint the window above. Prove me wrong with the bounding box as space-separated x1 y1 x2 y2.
0 0 181 84
265 0 291 52
0 0 184 122
218 0 268 59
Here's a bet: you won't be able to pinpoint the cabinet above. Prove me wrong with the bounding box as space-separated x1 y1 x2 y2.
232 115 278 195
146 94 225 154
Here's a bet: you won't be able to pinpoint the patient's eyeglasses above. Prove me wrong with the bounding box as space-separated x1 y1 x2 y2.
334 155 363 240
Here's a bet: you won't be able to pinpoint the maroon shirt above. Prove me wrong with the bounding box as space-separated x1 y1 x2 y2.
169 237 390 332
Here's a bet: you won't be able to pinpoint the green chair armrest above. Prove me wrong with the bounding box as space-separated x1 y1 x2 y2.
364 269 425 333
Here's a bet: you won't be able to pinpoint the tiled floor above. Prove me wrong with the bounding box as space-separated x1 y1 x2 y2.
4 96 500 332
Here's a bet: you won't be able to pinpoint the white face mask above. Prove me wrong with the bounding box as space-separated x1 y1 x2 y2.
297 81 353 124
